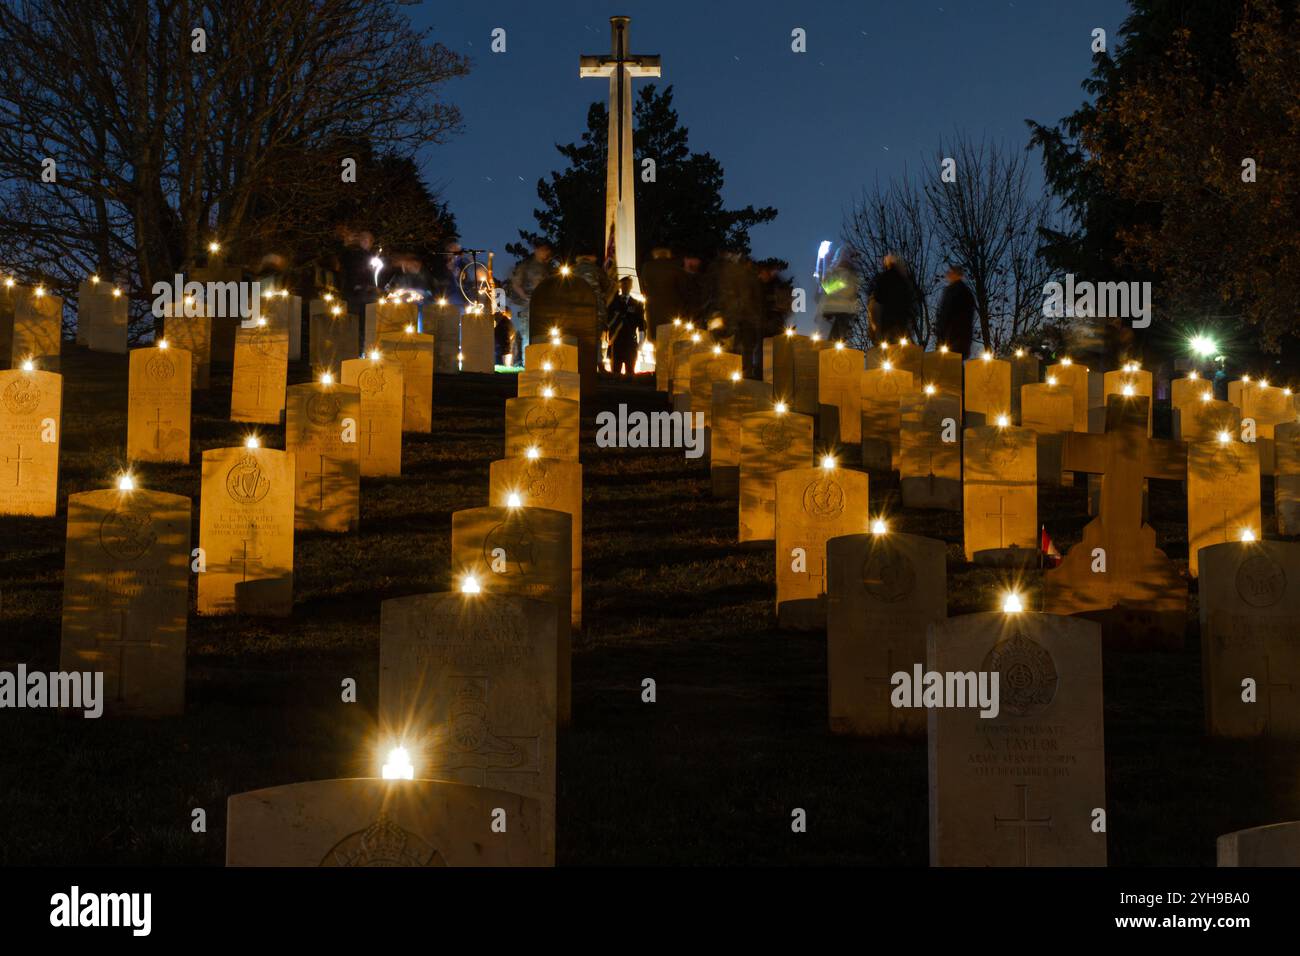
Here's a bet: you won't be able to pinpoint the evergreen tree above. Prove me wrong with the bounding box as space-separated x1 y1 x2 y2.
511 85 776 261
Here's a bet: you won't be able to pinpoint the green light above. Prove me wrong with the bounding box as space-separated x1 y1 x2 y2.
1190 335 1216 358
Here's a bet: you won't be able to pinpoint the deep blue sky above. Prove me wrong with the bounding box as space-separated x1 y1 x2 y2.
410 0 1132 288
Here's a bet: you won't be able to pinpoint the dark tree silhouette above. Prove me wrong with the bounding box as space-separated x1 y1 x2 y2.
512 84 776 262
0 0 468 333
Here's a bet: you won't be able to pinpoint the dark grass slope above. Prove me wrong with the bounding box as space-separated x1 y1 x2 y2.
0 346 1297 865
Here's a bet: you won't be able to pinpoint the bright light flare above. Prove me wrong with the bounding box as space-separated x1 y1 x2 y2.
381 746 414 781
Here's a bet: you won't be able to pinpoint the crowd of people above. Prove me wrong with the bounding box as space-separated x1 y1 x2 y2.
503 241 799 378
254 226 983 373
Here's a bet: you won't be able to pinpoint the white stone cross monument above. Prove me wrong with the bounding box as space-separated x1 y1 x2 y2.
580 15 660 295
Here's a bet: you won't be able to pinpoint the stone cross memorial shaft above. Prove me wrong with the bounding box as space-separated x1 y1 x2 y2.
580 15 660 295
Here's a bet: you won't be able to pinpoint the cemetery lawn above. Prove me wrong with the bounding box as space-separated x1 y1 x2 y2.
2 347 1298 866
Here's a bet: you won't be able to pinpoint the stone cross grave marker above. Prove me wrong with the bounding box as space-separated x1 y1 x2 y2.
1042 395 1187 648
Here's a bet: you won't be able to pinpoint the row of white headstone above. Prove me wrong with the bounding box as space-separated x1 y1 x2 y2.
655 326 1300 867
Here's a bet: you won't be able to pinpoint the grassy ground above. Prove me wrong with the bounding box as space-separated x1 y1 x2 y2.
1 346 1297 865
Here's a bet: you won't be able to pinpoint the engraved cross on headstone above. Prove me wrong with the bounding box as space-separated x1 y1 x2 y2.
985 495 1019 548
148 408 171 450
994 783 1053 865
304 454 330 510
97 606 158 703
4 443 33 486
229 539 266 582
806 554 828 596
365 417 382 456
1264 655 1295 735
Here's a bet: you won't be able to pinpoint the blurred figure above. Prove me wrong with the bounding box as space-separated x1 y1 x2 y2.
681 254 707 326
818 246 860 343
866 253 916 345
443 242 473 310
605 276 645 376
935 264 976 358
507 241 555 356
337 226 378 352
707 249 763 350
494 306 516 366
638 247 687 330
756 261 794 377
573 252 613 326
383 252 430 301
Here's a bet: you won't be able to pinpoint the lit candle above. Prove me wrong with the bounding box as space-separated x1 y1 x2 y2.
381 746 414 781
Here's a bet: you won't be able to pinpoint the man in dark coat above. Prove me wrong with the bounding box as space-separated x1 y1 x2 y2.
935 265 977 358
866 253 915 345
605 276 645 376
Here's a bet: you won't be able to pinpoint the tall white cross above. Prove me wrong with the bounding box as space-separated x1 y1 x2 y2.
580 15 660 296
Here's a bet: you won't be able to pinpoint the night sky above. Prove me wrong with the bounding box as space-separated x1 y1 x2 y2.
413 0 1131 310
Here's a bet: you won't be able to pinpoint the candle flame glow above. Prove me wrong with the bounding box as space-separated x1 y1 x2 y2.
381 746 414 780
